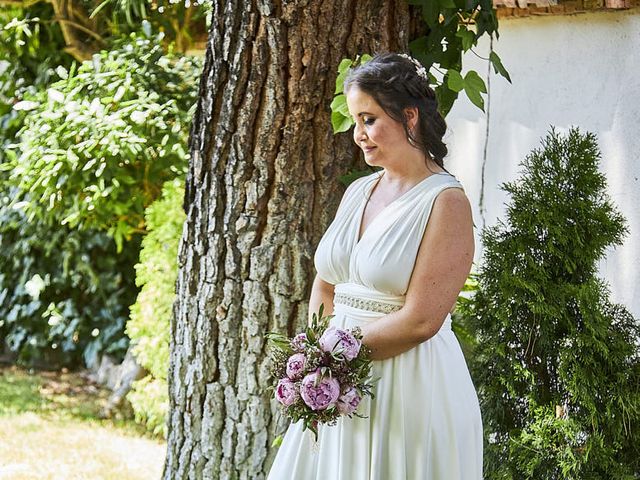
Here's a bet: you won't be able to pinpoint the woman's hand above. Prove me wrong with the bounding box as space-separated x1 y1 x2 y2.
308 274 335 326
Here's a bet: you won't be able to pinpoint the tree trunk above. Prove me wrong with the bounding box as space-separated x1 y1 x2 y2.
164 2 415 478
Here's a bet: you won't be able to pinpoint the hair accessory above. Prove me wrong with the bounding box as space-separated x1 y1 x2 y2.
398 53 429 83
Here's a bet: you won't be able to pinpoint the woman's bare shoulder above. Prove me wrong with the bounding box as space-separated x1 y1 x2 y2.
432 184 471 214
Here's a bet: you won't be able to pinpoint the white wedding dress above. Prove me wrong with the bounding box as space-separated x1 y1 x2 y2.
267 170 483 480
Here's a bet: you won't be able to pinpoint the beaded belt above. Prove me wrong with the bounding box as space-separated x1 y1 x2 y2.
333 292 403 314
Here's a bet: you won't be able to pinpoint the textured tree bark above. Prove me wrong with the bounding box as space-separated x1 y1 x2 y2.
164 2 415 478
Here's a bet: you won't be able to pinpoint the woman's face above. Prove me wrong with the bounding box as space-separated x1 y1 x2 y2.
345 86 415 167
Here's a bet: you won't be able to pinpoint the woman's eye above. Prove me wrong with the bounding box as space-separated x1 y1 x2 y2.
363 118 375 126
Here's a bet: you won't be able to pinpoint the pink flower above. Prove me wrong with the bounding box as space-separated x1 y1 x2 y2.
300 371 340 411
275 378 299 406
291 332 307 352
336 386 362 415
286 353 306 380
319 326 361 361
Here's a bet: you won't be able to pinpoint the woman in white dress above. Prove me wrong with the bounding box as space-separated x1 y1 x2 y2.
267 52 483 480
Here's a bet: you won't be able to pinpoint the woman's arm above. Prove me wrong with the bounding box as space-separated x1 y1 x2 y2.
308 274 335 326
360 187 475 360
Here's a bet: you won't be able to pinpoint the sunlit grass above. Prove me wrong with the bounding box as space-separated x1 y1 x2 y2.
0 366 165 480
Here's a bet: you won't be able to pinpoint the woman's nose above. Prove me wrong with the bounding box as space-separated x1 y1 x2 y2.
353 123 366 143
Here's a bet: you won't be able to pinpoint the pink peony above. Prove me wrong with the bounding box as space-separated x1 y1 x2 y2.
336 386 362 415
275 378 299 406
291 332 307 352
286 353 306 380
319 326 361 361
300 371 340 411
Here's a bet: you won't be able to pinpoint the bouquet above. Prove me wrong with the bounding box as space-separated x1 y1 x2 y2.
266 303 376 440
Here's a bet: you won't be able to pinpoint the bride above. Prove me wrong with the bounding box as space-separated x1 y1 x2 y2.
267 51 483 480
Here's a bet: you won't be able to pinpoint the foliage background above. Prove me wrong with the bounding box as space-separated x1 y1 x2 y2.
0 191 139 367
1 28 199 251
0 15 202 370
126 178 185 436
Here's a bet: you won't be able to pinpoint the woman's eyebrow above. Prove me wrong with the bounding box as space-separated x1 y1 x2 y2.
349 111 375 118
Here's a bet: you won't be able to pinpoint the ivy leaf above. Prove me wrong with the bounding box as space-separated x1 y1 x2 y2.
435 83 459 117
455 26 475 52
421 0 441 28
463 73 486 112
446 69 465 93
331 110 352 134
489 50 512 83
334 58 353 94
464 70 487 93
330 93 350 117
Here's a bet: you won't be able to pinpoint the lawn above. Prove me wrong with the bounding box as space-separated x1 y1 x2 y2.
0 366 165 480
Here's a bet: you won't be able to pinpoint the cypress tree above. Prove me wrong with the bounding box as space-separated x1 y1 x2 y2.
460 127 640 479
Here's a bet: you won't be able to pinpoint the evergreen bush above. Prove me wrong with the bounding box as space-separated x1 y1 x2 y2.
126 178 185 436
459 127 640 479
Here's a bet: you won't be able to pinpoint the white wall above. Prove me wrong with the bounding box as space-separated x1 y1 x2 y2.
445 10 640 318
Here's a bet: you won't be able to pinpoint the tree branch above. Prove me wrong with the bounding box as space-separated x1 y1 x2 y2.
48 0 101 61
48 17 107 45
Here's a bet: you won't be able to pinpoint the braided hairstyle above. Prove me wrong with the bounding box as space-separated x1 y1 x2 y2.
343 52 450 172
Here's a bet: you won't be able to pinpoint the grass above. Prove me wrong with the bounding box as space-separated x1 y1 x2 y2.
0 366 166 480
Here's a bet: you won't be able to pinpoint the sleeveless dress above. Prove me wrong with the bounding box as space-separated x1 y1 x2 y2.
267 170 483 480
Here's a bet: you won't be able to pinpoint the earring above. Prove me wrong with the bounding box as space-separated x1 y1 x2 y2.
408 127 418 146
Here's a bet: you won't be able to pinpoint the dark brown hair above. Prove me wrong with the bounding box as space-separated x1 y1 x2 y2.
344 52 450 173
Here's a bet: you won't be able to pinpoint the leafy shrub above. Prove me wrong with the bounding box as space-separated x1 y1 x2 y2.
128 375 170 438
0 6 71 163
459 127 640 479
126 178 185 436
0 25 200 368
1 27 201 251
0 186 140 367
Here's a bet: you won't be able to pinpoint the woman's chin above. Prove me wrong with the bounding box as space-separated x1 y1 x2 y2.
363 155 380 167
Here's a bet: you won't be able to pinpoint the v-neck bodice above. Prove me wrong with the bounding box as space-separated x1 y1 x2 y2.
356 170 447 245
314 169 464 296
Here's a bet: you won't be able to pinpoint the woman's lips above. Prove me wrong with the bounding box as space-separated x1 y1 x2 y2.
364 147 376 154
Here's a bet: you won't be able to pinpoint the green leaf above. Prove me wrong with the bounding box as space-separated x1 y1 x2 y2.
435 83 459 117
463 74 487 110
489 50 512 83
447 69 465 93
330 93 350 117
464 70 487 93
422 0 441 28
271 435 283 448
334 58 354 94
331 110 353 134
359 53 374 64
455 26 475 52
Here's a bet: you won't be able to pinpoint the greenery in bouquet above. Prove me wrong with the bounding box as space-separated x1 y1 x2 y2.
267 303 377 440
